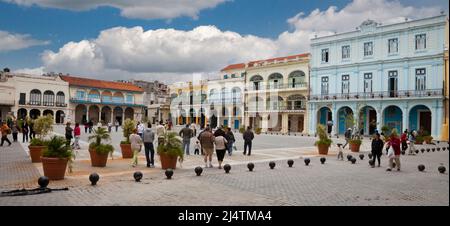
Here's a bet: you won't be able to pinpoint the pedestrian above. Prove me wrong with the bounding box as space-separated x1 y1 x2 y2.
343 128 352 149
191 123 197 137
73 123 81 150
143 123 155 168
371 133 384 167
336 143 344 160
11 121 19 142
401 130 408 153
107 121 112 133
179 124 193 155
129 128 143 167
29 121 35 140
65 122 73 147
225 127 235 156
84 122 88 133
88 120 93 133
214 132 228 169
0 122 12 146
115 120 119 132
243 126 254 156
408 130 417 155
22 122 29 143
199 127 215 168
137 122 144 139
386 130 401 171
214 126 225 137
156 121 166 146
197 124 210 155
194 141 201 155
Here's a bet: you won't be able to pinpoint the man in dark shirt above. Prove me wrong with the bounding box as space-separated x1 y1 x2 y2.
243 126 255 156
179 124 193 155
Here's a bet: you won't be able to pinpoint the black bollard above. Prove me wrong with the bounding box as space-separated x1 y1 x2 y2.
224 164 231 173
304 158 311 166
194 167 203 176
438 166 446 174
320 157 326 164
351 158 357 164
247 163 255 172
165 169 174 179
38 176 49 188
418 165 425 172
89 173 99 185
287 159 294 167
133 171 143 182
359 154 364 160
269 161 276 169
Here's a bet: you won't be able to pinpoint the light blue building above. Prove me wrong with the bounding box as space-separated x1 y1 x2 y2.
308 15 448 139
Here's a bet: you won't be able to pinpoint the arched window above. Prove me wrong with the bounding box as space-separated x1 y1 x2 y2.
268 73 283 89
288 71 306 88
287 95 306 110
56 91 65 106
250 75 263 91
30 89 41 105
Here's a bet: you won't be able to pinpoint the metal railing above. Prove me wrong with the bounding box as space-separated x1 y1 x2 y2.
308 89 443 101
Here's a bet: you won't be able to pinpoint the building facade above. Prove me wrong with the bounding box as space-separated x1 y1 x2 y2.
244 54 310 134
308 15 447 139
442 18 449 141
61 75 145 125
0 70 15 122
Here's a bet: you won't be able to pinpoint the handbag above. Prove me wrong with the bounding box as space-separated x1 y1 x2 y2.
387 148 395 159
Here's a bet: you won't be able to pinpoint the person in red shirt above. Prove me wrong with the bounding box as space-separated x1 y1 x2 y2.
73 123 81 150
386 130 401 171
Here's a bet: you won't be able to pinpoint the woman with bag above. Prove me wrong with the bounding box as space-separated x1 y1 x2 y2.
386 130 401 171
130 128 143 167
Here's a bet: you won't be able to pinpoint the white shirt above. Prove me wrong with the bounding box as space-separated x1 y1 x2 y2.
137 124 145 134
156 125 166 137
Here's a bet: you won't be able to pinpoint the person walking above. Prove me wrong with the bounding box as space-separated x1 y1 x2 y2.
129 128 143 167
401 130 408 154
73 123 81 150
143 123 155 168
199 127 215 168
386 130 401 171
107 121 112 133
137 122 145 139
22 122 29 143
115 120 119 132
225 127 235 156
197 124 210 155
156 121 166 146
214 132 228 169
243 126 254 156
343 128 352 149
371 133 384 167
191 123 197 137
65 122 73 147
29 121 35 140
11 121 19 142
408 130 417 155
0 122 12 146
179 124 193 155
88 120 93 134
84 122 88 133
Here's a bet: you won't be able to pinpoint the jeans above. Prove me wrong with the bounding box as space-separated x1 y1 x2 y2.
115 126 118 132
343 138 349 148
144 142 155 166
73 136 80 149
132 149 140 166
23 132 28 143
183 140 190 155
1 135 11 146
227 141 234 155
12 132 18 142
372 151 382 166
244 140 252 155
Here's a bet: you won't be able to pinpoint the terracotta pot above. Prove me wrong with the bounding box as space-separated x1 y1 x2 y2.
350 143 361 152
160 153 178 169
89 149 109 167
415 141 423 145
317 144 330 155
29 145 45 163
120 144 133 159
41 157 68 180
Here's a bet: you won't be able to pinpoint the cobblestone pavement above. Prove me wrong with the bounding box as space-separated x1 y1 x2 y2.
1 133 448 206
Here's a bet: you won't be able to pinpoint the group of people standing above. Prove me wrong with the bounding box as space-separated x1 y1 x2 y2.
129 121 167 168
0 120 35 147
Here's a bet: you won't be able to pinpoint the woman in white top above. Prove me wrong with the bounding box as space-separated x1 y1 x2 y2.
129 128 143 167
214 135 228 169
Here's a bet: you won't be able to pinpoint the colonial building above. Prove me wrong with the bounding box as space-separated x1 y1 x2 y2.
208 63 246 129
169 79 208 127
0 71 70 123
61 75 145 125
442 19 449 141
308 15 447 139
244 54 310 134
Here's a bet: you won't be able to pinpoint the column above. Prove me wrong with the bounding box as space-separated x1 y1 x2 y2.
86 105 89 122
331 105 338 136
376 108 382 133
110 110 114 124
402 104 409 133
98 107 101 124
432 101 442 139
281 113 289 134
261 113 269 133
309 104 316 135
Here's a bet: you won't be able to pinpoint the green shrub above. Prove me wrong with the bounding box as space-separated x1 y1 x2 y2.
122 119 136 143
157 132 183 160
42 136 72 160
89 127 114 154
30 138 47 146
255 128 262 135
349 139 362 145
33 115 54 139
239 127 245 134
314 124 332 146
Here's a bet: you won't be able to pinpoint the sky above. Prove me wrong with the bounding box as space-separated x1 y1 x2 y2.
0 0 448 84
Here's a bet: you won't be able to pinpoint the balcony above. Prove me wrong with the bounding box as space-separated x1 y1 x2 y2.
308 89 443 101
246 104 306 113
70 97 144 107
246 82 308 92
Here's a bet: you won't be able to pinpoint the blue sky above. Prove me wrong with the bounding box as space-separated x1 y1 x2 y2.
0 0 448 82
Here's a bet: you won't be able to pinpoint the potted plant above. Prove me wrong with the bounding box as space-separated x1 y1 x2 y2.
29 115 53 163
422 131 433 144
349 136 362 152
157 132 183 169
120 119 136 158
314 124 332 155
239 127 245 134
255 128 262 135
88 127 114 167
41 136 73 180
415 135 424 145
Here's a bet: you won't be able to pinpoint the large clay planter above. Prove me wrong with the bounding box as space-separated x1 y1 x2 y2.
89 149 109 167
317 144 330 155
160 153 178 169
350 143 361 152
415 141 423 145
120 144 133 159
29 146 45 163
41 157 68 180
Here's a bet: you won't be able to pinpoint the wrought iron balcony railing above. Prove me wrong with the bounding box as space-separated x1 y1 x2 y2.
308 89 443 101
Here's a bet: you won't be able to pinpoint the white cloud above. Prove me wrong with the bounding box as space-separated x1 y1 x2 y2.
14 66 45 75
0 30 49 52
34 0 444 83
3 0 227 20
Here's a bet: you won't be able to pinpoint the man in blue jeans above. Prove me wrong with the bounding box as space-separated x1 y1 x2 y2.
179 124 193 155
243 126 254 156
143 123 155 168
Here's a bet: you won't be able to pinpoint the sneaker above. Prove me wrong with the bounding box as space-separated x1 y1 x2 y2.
386 168 392 171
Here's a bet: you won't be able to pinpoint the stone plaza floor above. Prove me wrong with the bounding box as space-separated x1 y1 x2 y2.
0 126 448 206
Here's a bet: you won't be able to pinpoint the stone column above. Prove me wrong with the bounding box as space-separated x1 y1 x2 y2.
261 113 269 133
281 113 289 134
309 104 316 135
402 104 409 133
331 105 338 136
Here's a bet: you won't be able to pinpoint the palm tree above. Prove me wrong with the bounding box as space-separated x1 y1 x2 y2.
89 127 110 146
157 132 183 160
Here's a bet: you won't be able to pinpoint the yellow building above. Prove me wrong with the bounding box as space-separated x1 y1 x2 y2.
169 79 208 126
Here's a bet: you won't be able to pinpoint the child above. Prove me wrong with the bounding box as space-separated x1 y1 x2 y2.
337 143 344 160
194 141 201 155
